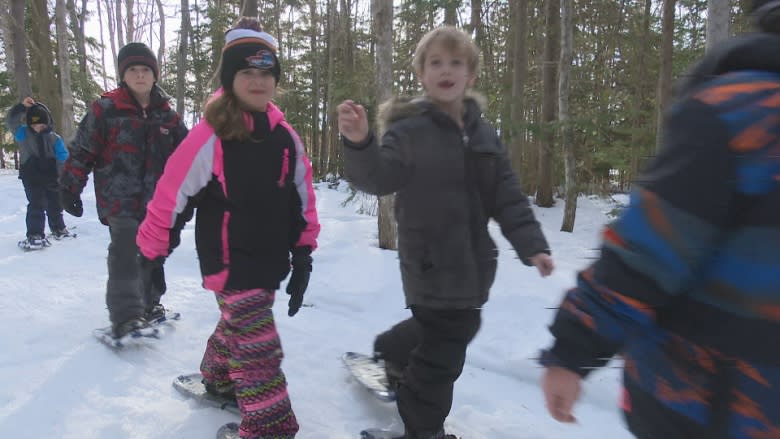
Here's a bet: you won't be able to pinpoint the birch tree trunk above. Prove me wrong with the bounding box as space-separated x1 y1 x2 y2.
373 0 396 250
55 0 75 141
559 0 576 231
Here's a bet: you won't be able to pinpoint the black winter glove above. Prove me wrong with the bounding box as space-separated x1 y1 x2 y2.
286 246 312 317
138 254 167 294
60 189 83 217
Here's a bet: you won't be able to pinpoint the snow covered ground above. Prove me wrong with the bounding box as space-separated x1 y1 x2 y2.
0 169 633 438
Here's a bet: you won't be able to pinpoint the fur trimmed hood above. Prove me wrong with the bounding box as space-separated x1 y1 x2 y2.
375 90 488 135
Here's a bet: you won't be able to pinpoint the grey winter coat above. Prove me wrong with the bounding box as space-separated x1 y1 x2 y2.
342 94 550 309
6 103 68 184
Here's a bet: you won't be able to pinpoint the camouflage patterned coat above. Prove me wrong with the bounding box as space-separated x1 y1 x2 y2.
60 84 188 224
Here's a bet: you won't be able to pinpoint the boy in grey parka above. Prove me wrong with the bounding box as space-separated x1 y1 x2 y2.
7 97 70 250
337 26 554 439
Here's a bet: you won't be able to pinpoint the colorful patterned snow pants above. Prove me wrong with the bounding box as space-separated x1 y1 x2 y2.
200 288 298 439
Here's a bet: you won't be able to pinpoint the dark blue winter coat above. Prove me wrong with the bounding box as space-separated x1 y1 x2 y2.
542 34 780 439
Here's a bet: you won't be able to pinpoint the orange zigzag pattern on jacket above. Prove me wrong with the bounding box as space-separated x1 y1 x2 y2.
695 81 780 105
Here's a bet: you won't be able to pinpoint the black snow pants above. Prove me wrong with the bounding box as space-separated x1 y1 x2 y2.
373 306 481 438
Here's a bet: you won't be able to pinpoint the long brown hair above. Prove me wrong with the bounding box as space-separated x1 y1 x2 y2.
203 89 251 141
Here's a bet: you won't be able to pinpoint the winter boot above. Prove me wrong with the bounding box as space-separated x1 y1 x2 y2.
112 317 149 339
393 429 458 439
51 227 72 239
145 304 167 323
202 378 237 403
19 234 50 250
384 360 403 393
216 423 239 439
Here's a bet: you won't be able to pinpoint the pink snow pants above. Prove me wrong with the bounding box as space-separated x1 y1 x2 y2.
200 288 298 439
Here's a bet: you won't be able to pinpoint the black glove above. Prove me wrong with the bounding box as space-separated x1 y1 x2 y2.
286 246 312 317
138 254 167 294
60 189 83 217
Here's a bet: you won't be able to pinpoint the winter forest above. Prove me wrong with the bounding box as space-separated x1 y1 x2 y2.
0 0 751 231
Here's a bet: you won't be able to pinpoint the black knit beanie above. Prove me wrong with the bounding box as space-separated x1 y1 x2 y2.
26 104 50 126
117 42 159 81
752 0 780 32
220 28 281 90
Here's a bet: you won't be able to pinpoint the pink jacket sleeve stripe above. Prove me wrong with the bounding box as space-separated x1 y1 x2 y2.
282 120 320 250
137 120 217 259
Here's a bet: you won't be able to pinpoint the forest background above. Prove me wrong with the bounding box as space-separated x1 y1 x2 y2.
0 0 750 233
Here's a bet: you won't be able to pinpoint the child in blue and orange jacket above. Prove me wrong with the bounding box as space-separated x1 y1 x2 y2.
540 2 780 438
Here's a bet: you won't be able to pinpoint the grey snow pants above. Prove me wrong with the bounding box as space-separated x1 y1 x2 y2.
106 216 165 326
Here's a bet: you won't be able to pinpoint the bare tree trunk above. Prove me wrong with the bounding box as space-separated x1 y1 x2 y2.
0 0 16 90
155 0 165 76
630 0 652 183
96 0 108 90
104 0 118 80
706 0 729 52
125 0 134 41
320 0 336 176
116 0 125 48
373 0 396 250
509 0 528 175
241 0 258 17
537 0 559 207
55 0 75 141
66 0 88 78
559 0 576 232
443 0 459 25
9 0 31 98
29 0 62 122
176 0 190 115
308 0 321 176
656 0 676 152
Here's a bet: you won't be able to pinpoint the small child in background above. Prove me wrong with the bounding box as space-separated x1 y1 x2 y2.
137 17 319 439
337 26 554 439
6 97 70 250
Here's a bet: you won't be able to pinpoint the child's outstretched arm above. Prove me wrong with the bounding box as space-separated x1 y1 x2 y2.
337 100 369 144
490 150 552 272
337 99 410 195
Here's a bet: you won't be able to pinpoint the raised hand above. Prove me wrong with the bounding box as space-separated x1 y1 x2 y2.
529 252 555 277
337 99 370 144
542 366 581 423
22 97 35 108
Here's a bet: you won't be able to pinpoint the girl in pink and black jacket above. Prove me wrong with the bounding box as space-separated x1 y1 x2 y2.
136 18 319 439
